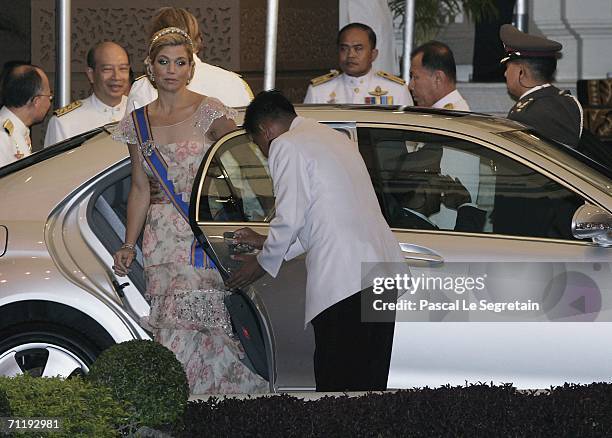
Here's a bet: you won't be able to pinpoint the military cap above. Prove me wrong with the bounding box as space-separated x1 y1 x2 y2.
499 24 562 63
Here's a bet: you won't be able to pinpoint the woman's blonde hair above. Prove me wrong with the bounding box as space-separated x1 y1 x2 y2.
149 7 203 53
148 28 194 60
145 28 195 87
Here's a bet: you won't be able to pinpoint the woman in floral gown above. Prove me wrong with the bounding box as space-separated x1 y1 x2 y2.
112 27 267 394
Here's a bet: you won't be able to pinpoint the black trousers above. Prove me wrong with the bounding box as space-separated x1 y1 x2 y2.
311 287 395 392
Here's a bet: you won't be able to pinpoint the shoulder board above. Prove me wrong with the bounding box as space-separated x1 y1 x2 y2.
310 70 340 86
54 100 82 117
2 119 14 136
134 74 147 82
514 97 534 112
377 70 405 86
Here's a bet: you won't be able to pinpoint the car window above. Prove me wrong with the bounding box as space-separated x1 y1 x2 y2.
358 127 584 240
198 133 274 222
197 126 356 223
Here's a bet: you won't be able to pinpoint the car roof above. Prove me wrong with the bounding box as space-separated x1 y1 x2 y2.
234 104 526 135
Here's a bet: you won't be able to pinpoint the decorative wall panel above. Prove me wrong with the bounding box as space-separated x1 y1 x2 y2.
31 0 240 75
239 0 337 71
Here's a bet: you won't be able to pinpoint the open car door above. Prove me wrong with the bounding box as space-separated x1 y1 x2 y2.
189 129 316 392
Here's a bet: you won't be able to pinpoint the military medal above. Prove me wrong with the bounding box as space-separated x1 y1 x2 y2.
327 91 336 104
3 119 26 160
365 86 392 104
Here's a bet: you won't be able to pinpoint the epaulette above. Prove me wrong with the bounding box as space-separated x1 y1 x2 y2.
310 70 340 86
2 119 14 136
513 97 534 113
54 100 82 117
377 70 406 86
134 74 147 82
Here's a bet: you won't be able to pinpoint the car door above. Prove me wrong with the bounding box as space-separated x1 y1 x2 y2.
189 129 314 391
357 124 612 389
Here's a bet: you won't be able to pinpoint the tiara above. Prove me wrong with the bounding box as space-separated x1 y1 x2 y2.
148 26 193 54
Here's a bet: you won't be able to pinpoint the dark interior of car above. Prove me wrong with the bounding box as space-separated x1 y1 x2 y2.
86 163 146 294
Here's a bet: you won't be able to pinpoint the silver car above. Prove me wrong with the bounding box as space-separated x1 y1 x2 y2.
1 106 611 391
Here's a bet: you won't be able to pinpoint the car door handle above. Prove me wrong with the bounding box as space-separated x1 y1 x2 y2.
399 243 444 266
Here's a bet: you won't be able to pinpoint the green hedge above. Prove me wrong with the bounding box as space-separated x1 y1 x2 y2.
86 340 189 430
0 387 10 416
0 374 128 437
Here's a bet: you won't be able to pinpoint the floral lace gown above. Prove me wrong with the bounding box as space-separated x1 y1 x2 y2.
113 97 268 394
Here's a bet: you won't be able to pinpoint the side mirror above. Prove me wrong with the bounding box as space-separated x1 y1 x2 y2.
572 204 612 247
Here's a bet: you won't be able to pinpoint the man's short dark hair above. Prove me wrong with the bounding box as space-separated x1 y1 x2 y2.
244 90 297 135
411 41 457 83
517 57 557 83
337 23 377 49
86 45 97 69
1 64 43 108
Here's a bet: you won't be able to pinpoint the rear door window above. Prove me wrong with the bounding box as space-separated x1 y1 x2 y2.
358 127 584 240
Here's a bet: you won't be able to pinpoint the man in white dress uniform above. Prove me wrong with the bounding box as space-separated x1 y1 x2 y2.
409 41 469 111
408 41 478 230
126 7 252 111
227 91 406 392
0 64 52 166
304 23 413 106
44 42 130 146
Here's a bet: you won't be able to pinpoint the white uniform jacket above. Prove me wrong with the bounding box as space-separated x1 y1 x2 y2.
0 106 31 167
44 94 127 147
304 69 413 106
428 89 476 229
126 55 253 111
432 89 470 111
256 117 405 325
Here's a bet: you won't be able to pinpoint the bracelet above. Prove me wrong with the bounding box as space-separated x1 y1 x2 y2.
120 243 136 252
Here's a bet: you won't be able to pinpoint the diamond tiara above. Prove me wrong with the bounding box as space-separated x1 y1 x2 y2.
148 26 193 55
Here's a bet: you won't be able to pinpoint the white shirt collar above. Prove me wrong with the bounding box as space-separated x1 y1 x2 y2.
90 92 127 113
289 116 304 131
342 68 373 85
269 116 304 150
519 83 551 100
432 89 461 109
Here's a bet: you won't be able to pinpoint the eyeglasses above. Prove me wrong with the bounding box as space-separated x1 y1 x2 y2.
35 94 54 102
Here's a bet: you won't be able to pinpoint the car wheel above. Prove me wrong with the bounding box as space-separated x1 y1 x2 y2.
0 323 100 378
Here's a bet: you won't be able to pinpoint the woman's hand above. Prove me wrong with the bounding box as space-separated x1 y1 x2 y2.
233 227 266 250
113 245 136 276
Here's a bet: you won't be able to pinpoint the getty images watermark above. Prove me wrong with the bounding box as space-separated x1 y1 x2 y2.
360 262 612 322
